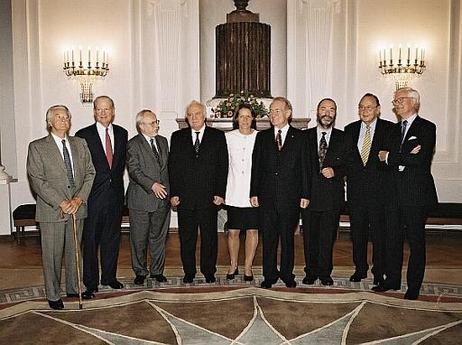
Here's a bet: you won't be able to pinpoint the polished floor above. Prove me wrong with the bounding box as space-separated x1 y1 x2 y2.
1 229 461 291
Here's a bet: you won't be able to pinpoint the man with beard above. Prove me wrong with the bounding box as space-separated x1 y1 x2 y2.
344 94 394 286
250 96 310 289
376 87 437 300
301 98 351 286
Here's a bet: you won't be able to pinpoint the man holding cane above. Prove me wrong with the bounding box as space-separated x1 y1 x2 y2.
27 105 95 309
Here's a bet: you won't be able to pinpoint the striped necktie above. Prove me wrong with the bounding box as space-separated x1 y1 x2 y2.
194 132 200 153
360 125 371 166
62 139 75 189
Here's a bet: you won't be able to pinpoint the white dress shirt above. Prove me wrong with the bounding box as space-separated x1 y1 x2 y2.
96 122 114 155
316 126 333 147
51 132 74 175
191 125 206 145
225 129 258 207
142 133 159 151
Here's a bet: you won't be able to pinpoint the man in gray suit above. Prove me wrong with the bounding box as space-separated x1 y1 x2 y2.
27 105 95 309
126 110 171 285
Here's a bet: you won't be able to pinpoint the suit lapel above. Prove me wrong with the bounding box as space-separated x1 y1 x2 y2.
68 137 80 186
46 135 67 174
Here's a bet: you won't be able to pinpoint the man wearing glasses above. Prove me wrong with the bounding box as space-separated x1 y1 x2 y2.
126 110 170 285
344 93 394 287
377 87 438 300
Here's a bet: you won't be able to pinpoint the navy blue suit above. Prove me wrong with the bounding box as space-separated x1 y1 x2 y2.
76 123 128 289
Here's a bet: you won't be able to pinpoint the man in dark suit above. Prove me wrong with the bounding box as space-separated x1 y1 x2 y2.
27 105 95 309
377 87 437 300
302 98 350 286
126 110 170 285
76 96 128 299
168 100 228 284
250 96 310 289
344 93 394 286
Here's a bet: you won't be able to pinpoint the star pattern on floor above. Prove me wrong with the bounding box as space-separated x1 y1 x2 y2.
26 295 462 345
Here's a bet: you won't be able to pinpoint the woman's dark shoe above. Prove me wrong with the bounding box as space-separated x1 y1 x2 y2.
226 267 239 280
244 274 254 282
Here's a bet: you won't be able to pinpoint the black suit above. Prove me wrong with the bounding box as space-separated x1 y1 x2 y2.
302 127 350 279
383 115 437 293
168 126 228 277
250 126 309 283
76 123 128 288
344 119 394 279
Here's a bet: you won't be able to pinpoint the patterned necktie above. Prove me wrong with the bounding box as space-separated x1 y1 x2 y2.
360 125 371 166
150 137 161 165
194 131 200 153
62 139 75 189
319 131 328 170
276 129 282 151
105 127 113 169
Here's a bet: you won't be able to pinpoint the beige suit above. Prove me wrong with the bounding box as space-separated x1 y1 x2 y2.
27 134 95 301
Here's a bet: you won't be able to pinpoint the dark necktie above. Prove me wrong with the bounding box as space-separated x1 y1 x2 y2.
194 131 200 153
319 131 328 171
62 139 75 189
150 137 161 165
276 129 282 151
105 128 113 169
400 120 408 151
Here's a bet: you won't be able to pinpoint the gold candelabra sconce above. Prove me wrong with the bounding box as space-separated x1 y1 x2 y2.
63 46 109 103
378 44 426 89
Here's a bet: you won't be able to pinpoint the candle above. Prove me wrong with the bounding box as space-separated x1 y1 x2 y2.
415 46 418 64
79 46 82 67
422 48 425 63
398 44 402 63
103 51 106 66
64 51 66 66
379 49 382 67
88 47 91 65
390 46 393 62
71 48 74 64
407 44 410 65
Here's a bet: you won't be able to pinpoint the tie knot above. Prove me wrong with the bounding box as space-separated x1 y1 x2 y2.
366 125 370 130
321 131 327 137
402 120 408 126
62 139 66 145
278 129 282 134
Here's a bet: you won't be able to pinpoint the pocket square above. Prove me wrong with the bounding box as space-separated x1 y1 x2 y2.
408 136 417 140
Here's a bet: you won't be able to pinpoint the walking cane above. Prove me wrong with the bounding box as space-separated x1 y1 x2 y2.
72 213 83 309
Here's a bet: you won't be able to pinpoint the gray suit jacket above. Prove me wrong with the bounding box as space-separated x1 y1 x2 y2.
27 134 96 222
126 134 170 211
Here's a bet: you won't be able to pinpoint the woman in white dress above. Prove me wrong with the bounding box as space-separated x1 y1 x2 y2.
225 104 259 281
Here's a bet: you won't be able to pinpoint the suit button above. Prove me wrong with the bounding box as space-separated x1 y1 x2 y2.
274 172 279 176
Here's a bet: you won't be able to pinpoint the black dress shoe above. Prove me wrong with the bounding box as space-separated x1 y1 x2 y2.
302 275 317 285
373 276 385 286
244 274 254 282
226 268 239 280
404 289 419 300
48 299 64 310
260 280 273 289
320 277 334 286
66 293 80 298
82 287 98 300
349 271 367 282
183 274 195 284
150 274 167 282
103 280 124 289
285 280 297 288
134 275 146 285
205 275 216 283
371 281 400 292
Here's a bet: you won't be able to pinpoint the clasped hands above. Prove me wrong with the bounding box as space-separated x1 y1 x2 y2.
59 197 83 215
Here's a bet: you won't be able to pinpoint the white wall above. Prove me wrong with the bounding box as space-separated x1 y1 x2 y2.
0 0 461 235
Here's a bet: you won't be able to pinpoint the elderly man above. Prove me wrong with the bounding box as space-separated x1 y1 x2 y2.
27 105 95 309
250 96 310 289
301 98 351 286
126 110 170 285
376 87 437 300
76 96 128 299
169 100 228 284
344 94 394 286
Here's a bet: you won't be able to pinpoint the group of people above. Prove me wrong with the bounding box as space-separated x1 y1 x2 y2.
26 86 437 310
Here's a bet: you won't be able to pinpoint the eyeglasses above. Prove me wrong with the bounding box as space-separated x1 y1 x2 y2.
392 97 413 105
142 120 160 126
269 109 283 115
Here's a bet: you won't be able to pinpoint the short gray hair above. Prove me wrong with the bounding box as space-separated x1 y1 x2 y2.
185 100 206 117
46 105 71 129
135 109 155 131
396 87 420 111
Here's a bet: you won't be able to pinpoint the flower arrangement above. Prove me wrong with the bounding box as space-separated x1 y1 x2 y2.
212 92 268 118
